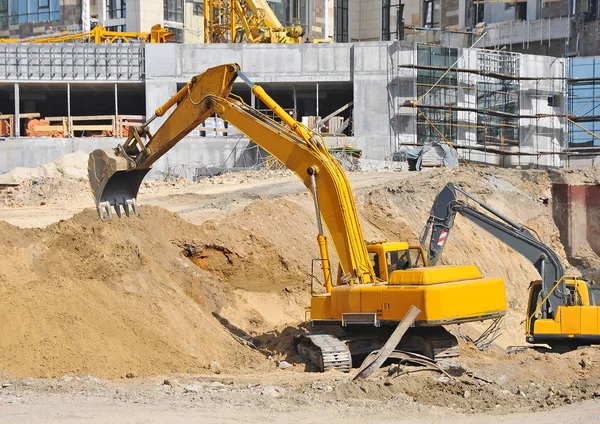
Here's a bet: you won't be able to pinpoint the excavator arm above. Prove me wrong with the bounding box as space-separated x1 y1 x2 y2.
421 183 566 318
88 63 376 287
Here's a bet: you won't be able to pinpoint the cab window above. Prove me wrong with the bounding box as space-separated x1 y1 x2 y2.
386 250 410 277
408 247 425 268
369 252 380 278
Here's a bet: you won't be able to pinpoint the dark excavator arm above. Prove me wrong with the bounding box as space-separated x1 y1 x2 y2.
421 183 566 318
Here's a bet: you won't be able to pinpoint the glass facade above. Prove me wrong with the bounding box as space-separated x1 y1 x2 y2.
266 0 308 29
568 57 600 148
476 82 519 147
416 46 458 145
335 0 348 42
4 0 60 25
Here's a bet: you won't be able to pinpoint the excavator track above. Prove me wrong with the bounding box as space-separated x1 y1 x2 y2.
295 333 352 372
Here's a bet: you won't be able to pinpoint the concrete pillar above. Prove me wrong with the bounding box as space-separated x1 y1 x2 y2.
67 83 71 137
114 83 119 136
145 79 178 134
316 83 319 118
13 83 19 137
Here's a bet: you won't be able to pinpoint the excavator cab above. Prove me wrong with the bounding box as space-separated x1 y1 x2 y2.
366 242 428 280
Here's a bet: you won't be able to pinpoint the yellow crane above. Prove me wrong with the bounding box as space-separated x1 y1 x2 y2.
87 63 506 371
0 24 173 44
204 0 303 43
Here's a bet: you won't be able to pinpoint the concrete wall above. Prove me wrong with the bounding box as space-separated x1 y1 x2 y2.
144 42 396 160
145 43 354 83
552 184 600 259
0 136 253 179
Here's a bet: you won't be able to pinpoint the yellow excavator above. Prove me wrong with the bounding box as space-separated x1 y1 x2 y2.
87 64 506 371
424 183 600 350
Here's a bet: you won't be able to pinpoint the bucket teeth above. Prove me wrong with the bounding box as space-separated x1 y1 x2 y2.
97 198 139 221
97 201 112 221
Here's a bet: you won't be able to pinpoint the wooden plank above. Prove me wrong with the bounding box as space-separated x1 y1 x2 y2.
0 113 40 120
120 115 145 120
353 305 421 381
31 126 65 132
72 125 114 131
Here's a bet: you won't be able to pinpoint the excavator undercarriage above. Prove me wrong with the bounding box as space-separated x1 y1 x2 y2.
295 326 460 372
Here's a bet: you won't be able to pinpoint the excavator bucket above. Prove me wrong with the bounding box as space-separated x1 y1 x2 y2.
88 148 149 220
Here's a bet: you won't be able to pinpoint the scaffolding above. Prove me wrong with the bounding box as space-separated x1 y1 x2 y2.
398 42 568 168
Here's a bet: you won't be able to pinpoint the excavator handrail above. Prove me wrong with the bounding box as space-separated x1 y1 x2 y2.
423 183 566 319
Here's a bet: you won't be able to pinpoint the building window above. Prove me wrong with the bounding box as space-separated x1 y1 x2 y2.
476 82 519 147
107 0 126 19
568 57 600 148
193 2 203 16
285 0 309 30
0 0 8 27
423 0 440 27
382 0 390 41
335 0 348 42
164 0 184 23
107 24 127 32
7 0 60 25
382 1 403 41
416 46 458 145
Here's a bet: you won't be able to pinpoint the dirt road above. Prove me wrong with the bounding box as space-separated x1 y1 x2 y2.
1 376 599 424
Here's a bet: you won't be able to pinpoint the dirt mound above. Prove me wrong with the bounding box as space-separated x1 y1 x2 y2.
0 206 267 378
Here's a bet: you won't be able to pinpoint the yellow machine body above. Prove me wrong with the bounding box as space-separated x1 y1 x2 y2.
310 241 506 326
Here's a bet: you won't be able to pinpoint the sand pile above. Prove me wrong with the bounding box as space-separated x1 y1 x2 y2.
0 206 265 378
2 158 600 379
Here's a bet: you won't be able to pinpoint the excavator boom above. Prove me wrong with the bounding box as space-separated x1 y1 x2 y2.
88 63 375 284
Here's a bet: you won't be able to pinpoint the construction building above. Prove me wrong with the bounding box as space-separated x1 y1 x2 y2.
1 39 600 176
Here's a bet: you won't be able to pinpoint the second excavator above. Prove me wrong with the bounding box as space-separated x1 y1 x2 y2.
423 183 600 350
87 64 507 372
